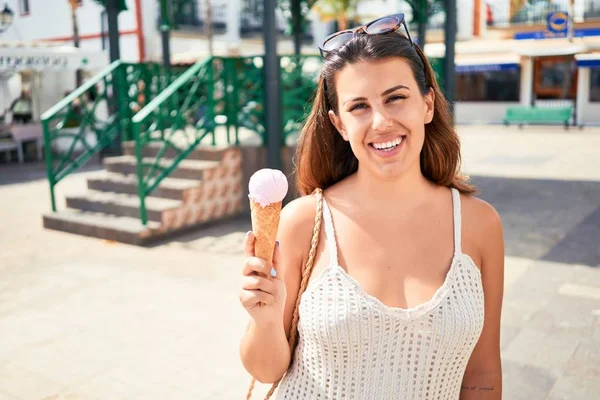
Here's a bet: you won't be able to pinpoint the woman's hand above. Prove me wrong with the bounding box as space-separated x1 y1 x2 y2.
239 232 287 327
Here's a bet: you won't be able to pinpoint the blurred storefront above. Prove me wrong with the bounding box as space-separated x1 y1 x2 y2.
0 42 107 119
427 38 600 126
426 0 600 126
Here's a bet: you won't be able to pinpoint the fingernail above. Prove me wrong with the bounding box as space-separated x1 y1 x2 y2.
270 267 277 277
246 231 252 237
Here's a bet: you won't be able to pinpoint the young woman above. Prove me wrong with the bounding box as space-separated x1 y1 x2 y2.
239 13 504 400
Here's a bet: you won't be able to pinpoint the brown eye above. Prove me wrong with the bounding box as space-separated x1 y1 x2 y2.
387 95 406 103
349 103 368 112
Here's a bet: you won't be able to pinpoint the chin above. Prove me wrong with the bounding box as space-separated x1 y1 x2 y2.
369 154 420 181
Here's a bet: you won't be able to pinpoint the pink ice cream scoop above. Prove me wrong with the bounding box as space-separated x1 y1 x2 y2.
248 169 288 207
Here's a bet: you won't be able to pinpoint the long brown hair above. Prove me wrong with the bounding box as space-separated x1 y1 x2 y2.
295 33 476 196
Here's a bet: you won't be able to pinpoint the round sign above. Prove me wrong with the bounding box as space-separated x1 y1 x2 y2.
548 11 568 34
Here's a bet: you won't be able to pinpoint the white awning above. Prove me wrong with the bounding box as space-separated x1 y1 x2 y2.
0 42 108 72
516 43 587 57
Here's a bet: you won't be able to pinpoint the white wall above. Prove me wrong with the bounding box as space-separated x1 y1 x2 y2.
3 0 137 40
577 67 600 125
520 57 533 106
457 0 475 40
2 0 141 61
455 102 520 124
141 0 162 61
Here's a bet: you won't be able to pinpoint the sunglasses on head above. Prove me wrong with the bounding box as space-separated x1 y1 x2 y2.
318 13 414 58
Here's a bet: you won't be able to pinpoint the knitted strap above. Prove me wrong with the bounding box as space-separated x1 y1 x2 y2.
451 188 462 255
246 188 324 400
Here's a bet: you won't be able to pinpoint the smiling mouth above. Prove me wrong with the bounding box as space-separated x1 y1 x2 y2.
369 136 405 151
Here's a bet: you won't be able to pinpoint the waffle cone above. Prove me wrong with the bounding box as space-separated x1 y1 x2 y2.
250 200 282 264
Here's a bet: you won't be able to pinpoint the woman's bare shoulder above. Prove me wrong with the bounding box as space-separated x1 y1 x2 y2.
461 194 502 232
280 194 318 227
277 194 319 258
460 193 504 266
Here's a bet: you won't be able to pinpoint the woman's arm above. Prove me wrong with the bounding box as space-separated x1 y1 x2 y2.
460 198 505 400
239 195 318 383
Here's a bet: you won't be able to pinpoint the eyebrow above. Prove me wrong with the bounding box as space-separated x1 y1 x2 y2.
342 85 410 106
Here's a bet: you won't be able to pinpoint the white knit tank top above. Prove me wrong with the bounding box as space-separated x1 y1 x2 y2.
276 188 485 399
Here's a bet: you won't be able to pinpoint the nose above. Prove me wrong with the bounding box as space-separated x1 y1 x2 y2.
371 109 393 132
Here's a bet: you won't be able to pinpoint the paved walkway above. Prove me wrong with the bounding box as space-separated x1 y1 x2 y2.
0 125 599 399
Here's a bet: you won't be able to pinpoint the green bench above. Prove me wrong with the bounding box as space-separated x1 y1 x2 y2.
504 106 573 129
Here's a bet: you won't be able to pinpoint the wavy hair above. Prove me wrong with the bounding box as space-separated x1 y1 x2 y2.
294 33 475 196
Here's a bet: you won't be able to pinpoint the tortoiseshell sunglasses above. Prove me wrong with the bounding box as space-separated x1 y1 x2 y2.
318 13 414 58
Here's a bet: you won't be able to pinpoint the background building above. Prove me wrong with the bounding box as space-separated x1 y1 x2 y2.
0 0 141 119
2 0 600 125
0 0 143 61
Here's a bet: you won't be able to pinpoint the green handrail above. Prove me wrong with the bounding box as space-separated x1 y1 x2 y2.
132 57 216 225
42 54 321 225
130 55 321 225
42 60 179 213
42 60 125 212
218 55 321 145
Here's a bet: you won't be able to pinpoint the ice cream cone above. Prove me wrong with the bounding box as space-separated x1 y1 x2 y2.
250 200 282 264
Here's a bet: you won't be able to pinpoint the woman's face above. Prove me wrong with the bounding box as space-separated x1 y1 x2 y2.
328 58 434 180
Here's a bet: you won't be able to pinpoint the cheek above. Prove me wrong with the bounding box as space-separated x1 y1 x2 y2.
347 132 364 148
391 102 423 121
391 103 427 148
341 115 369 141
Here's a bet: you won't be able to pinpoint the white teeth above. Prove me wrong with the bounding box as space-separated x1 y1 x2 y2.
372 137 403 150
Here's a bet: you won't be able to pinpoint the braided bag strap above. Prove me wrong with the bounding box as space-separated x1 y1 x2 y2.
246 188 324 400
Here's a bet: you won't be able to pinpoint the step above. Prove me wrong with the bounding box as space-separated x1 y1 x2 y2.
104 155 220 180
87 173 202 201
122 141 231 162
43 209 161 246
66 190 182 222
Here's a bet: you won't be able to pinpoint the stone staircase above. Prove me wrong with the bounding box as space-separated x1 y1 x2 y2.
43 142 244 245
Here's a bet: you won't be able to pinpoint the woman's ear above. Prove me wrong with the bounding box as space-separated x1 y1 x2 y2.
328 110 348 141
424 88 435 124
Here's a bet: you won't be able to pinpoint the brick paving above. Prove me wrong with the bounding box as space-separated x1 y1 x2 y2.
0 125 598 399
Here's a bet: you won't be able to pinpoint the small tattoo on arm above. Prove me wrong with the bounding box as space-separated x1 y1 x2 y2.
461 385 495 391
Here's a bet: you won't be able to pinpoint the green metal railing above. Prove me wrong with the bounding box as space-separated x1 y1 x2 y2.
131 58 216 224
131 55 321 225
42 60 125 212
42 53 321 223
41 61 179 212
219 56 265 145
215 54 321 145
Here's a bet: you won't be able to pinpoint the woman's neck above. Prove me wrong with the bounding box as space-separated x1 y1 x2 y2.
351 163 435 208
